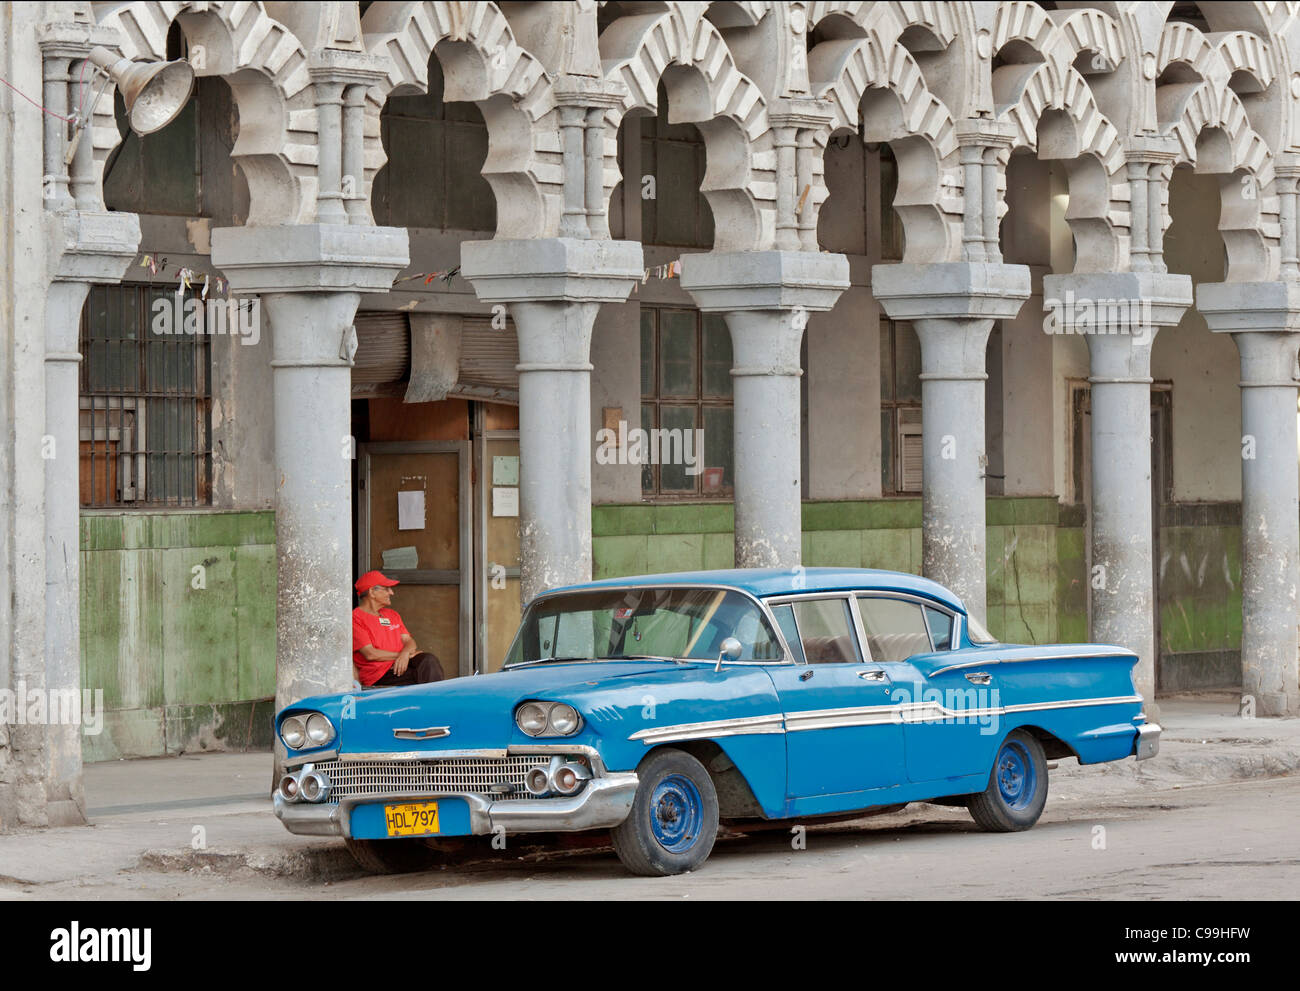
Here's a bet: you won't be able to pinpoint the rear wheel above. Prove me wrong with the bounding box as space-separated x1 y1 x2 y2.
612 749 719 876
966 729 1048 832
344 836 441 875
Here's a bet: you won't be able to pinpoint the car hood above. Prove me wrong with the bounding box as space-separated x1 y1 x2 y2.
290 661 696 755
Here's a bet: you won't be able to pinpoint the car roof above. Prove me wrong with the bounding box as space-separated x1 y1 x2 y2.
545 567 966 613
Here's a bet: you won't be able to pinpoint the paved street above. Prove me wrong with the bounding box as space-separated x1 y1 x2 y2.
2 775 1297 900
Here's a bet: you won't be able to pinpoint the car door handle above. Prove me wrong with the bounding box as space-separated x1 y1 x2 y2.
858 669 887 681
964 672 991 685
799 670 814 681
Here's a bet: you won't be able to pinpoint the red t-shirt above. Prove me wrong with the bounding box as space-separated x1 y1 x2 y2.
352 607 409 686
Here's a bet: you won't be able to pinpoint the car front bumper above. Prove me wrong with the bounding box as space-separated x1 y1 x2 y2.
274 772 640 839
1134 721 1161 761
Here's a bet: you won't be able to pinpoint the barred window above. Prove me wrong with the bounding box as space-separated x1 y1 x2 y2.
640 307 734 499
79 285 212 507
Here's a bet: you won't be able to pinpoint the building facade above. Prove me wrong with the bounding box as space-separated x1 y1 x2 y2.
3 0 1299 830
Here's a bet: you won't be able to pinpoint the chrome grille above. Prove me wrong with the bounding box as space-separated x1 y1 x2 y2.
308 755 554 803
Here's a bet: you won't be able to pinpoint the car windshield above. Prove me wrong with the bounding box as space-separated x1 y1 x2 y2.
504 587 784 666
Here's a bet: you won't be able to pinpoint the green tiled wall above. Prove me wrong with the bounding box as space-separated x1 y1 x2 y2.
592 498 1240 676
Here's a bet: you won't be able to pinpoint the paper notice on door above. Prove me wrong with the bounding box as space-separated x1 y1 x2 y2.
381 546 419 570
397 490 425 530
492 486 519 517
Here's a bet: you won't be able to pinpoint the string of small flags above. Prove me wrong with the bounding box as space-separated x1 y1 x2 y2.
394 265 461 286
138 254 229 297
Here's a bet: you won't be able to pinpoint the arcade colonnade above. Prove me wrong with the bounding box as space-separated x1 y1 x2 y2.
4 1 1300 830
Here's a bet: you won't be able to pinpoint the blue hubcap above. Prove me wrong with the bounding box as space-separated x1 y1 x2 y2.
996 740 1037 811
649 774 703 853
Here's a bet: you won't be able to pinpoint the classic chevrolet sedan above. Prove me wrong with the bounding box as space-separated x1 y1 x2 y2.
274 568 1160 876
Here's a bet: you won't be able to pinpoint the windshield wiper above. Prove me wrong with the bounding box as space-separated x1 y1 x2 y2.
505 656 594 668
606 654 688 665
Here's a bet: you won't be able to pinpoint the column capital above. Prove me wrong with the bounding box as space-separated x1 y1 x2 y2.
552 74 627 109
1123 134 1181 165
954 118 1018 150
211 224 409 294
679 250 848 312
769 97 834 131
1198 281 1300 386
44 210 141 283
872 261 1030 323
1197 281 1300 335
461 237 642 304
38 20 119 58
1044 271 1192 329
307 49 392 87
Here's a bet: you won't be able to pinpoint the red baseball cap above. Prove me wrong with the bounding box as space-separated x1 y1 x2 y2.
355 570 399 595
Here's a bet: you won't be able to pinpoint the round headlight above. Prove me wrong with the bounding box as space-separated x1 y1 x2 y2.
548 703 580 736
517 702 549 736
305 712 335 746
281 715 307 750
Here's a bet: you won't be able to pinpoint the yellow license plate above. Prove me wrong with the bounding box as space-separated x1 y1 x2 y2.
385 801 440 836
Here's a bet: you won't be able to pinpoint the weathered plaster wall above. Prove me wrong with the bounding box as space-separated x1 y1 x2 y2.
1157 169 1242 504
79 511 276 760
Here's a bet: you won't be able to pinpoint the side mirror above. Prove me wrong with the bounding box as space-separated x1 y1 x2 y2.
714 637 743 672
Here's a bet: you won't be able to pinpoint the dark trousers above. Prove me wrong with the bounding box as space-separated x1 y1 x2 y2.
373 652 444 686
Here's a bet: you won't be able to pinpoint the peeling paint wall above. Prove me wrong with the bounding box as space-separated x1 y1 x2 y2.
79 511 276 760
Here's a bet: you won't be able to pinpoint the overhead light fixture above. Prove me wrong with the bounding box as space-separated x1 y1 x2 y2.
86 45 195 135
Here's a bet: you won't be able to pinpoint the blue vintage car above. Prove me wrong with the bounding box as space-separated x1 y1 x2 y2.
273 568 1160 876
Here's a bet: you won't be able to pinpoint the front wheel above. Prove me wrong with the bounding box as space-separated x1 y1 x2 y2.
612 749 719 876
966 729 1048 832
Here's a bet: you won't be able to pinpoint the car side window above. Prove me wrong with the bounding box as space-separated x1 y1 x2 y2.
769 603 807 664
856 596 933 662
924 607 953 650
789 598 863 664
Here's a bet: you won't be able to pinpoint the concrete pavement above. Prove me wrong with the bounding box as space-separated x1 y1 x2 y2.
0 693 1296 894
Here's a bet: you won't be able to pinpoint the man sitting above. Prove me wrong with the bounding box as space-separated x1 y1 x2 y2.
352 571 445 687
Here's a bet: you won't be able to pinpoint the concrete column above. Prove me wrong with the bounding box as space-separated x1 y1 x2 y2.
42 209 140 826
681 251 849 568
872 263 1031 622
1046 272 1192 712
212 225 408 715
341 83 369 224
558 105 590 239
40 52 73 211
1199 281 1300 717
584 106 609 239
773 127 798 251
462 238 642 603
311 78 348 225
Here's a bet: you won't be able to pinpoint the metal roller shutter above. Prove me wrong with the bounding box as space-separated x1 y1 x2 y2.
353 312 410 385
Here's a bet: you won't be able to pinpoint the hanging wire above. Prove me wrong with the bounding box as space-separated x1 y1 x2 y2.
0 74 77 123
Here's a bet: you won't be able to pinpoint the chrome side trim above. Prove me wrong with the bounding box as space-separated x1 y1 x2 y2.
1002 695 1142 713
628 713 785 744
629 695 1146 743
929 648 1137 678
